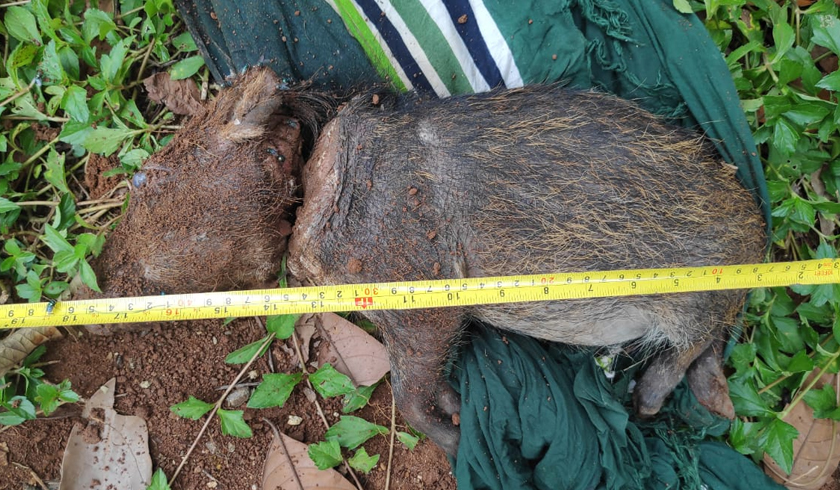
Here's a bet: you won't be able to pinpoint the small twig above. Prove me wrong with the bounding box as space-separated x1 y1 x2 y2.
385 390 397 490
289 323 364 490
12 462 48 490
0 0 33 7
215 381 260 391
0 78 36 108
264 417 305 490
169 327 275 485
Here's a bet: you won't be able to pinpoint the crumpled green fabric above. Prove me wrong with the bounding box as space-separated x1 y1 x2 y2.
175 0 775 488
450 328 784 489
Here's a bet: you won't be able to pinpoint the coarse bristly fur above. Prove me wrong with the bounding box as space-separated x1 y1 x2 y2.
289 81 766 455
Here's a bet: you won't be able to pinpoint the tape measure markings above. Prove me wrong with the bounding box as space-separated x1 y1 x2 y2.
2 259 838 329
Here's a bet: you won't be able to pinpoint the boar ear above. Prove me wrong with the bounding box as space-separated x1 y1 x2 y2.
221 69 283 142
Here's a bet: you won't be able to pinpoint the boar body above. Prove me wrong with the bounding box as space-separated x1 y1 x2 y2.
88 70 765 456
289 87 764 455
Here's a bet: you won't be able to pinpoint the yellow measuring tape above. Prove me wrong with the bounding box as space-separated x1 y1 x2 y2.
1 259 838 329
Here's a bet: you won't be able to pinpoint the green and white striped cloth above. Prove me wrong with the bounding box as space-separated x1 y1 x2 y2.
323 0 615 96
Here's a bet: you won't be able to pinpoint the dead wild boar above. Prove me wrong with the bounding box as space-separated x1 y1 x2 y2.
85 68 765 456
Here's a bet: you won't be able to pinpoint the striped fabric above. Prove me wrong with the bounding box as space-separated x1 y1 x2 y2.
324 0 525 96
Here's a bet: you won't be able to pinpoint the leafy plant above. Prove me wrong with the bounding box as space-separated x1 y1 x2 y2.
0 345 79 425
0 0 203 302
697 0 840 474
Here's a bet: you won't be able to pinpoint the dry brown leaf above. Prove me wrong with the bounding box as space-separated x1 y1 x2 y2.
143 72 205 116
295 314 318 365
262 430 355 490
315 313 389 387
764 372 840 489
59 378 152 490
0 327 62 378
810 169 837 237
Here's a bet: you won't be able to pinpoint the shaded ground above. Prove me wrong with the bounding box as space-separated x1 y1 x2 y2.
0 318 455 489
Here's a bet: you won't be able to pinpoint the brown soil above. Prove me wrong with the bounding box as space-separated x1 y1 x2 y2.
0 318 455 489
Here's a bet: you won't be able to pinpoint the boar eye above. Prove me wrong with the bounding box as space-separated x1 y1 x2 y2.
132 172 147 188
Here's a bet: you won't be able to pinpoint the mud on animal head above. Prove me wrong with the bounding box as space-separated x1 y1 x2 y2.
83 68 305 308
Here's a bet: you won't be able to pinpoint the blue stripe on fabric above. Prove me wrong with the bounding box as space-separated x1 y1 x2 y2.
442 0 505 89
354 0 436 94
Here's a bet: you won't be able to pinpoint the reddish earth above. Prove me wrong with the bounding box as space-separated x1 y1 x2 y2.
0 318 455 489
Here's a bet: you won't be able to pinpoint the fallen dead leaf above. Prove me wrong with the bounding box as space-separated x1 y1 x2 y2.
315 313 389 387
0 442 8 466
262 429 355 490
0 327 63 378
764 371 840 489
143 72 205 116
810 169 837 238
59 378 152 490
295 314 318 365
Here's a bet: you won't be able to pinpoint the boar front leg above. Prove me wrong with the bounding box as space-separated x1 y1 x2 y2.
365 308 466 456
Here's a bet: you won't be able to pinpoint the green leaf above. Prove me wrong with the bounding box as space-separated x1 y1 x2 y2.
308 440 342 470
348 447 379 474
0 397 37 426
62 86 90 123
36 383 60 416
266 314 298 340
0 198 20 214
38 40 64 85
812 14 840 56
246 372 302 409
82 9 116 42
57 380 79 403
170 396 213 420
772 118 800 155
729 418 765 455
783 103 830 126
83 127 135 155
120 149 149 171
729 342 757 376
803 384 839 418
343 384 378 413
728 377 773 416
771 22 794 62
325 416 388 450
225 335 271 364
816 71 840 92
672 0 693 13
100 36 133 84
22 345 47 366
169 56 205 80
44 149 70 194
79 260 101 292
59 120 94 147
172 32 198 51
758 419 798 475
787 350 815 374
53 250 78 273
147 468 171 490
397 431 420 450
218 409 252 438
5 6 42 45
42 224 73 254
310 364 355 399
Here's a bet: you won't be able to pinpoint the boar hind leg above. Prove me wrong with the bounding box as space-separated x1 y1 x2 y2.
367 309 466 456
633 336 715 417
686 339 735 418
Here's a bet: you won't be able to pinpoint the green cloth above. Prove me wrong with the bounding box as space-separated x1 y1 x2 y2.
175 0 774 488
451 328 784 489
176 0 379 90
